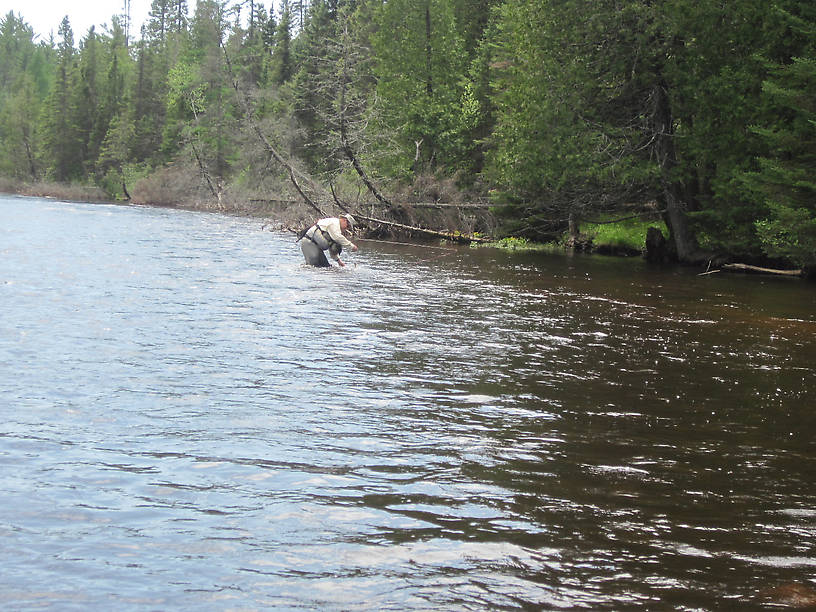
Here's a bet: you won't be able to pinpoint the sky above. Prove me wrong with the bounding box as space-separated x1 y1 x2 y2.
5 0 154 41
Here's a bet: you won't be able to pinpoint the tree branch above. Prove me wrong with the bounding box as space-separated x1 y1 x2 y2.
220 40 326 217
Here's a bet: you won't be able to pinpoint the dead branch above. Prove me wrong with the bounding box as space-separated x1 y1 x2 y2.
354 211 490 244
721 263 802 277
187 93 220 201
222 40 489 244
220 41 326 218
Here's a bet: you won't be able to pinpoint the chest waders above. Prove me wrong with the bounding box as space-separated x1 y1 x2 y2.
300 224 343 267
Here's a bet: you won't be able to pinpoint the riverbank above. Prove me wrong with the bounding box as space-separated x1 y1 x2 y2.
0 179 111 203
477 215 667 258
0 177 643 254
3 178 809 279
0 177 306 228
0 176 498 244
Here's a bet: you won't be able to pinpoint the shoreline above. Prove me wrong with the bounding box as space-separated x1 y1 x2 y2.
3 185 808 279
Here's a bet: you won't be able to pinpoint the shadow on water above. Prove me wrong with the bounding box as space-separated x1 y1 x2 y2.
1 195 814 610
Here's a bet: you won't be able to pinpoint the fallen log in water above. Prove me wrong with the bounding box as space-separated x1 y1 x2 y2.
352 212 491 244
721 263 802 277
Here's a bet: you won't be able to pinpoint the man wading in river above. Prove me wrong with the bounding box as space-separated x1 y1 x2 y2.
299 213 359 268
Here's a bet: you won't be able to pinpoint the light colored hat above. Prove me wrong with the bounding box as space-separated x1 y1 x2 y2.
340 213 356 228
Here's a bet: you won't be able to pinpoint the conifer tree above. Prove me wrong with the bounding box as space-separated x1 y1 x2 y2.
130 35 167 164
41 17 82 181
291 0 339 173
75 27 103 174
271 0 293 85
0 13 49 180
749 4 816 271
371 0 473 177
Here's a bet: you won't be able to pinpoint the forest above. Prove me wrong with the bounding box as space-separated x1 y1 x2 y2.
0 0 814 272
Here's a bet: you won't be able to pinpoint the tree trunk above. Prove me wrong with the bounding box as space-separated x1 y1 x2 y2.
662 189 701 262
645 226 668 263
121 169 131 200
653 79 703 263
23 135 37 181
424 1 433 96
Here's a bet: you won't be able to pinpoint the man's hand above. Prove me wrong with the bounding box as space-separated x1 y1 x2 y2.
350 244 358 252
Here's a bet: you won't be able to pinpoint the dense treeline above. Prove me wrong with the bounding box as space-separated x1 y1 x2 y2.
1 1 813 270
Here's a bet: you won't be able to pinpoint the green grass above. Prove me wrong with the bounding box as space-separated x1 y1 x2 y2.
474 236 562 253
582 216 667 253
479 215 668 255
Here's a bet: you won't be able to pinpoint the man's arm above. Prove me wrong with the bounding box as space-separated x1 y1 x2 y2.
323 219 356 250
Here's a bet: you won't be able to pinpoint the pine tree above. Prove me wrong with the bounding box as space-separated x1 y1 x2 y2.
0 12 49 180
95 17 133 195
130 36 167 164
291 0 340 173
41 17 82 182
75 26 103 174
371 0 473 178
749 4 816 271
270 0 293 85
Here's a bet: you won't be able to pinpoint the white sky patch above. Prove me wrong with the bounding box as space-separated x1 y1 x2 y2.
5 0 154 42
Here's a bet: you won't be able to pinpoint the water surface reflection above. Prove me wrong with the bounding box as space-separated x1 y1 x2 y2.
1 195 814 609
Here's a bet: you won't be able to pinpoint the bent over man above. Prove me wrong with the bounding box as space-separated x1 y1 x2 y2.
299 213 359 267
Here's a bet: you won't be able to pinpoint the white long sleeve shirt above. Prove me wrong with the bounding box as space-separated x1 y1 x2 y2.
315 217 355 250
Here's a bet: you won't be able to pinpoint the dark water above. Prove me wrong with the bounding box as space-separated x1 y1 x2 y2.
1 194 814 610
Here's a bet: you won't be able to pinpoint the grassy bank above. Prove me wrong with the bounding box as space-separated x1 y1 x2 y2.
3 173 663 258
582 216 667 255
481 215 668 256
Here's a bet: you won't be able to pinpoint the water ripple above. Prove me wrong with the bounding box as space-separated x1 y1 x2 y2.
1 196 815 609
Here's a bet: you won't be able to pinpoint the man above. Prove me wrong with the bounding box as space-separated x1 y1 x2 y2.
299 213 359 267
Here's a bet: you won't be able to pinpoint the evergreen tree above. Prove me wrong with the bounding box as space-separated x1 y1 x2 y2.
41 17 82 182
485 1 642 239
0 12 50 180
270 0 293 85
371 0 474 178
748 3 816 271
236 2 273 86
130 34 168 164
170 0 190 33
164 0 237 190
75 26 104 174
146 0 173 45
95 17 134 195
291 0 340 173
483 0 794 260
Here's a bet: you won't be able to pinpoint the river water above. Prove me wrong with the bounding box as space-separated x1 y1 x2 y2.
1 194 814 610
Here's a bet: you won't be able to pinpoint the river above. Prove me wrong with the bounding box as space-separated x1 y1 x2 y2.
1 194 814 610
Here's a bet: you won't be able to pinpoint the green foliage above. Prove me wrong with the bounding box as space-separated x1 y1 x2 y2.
270 0 294 86
755 206 816 268
0 1 813 270
41 17 82 182
480 236 550 252
584 219 667 254
371 0 477 177
746 5 816 269
484 1 663 237
0 12 50 180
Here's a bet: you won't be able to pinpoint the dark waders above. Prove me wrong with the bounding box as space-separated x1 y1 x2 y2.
300 225 342 267
300 238 331 267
